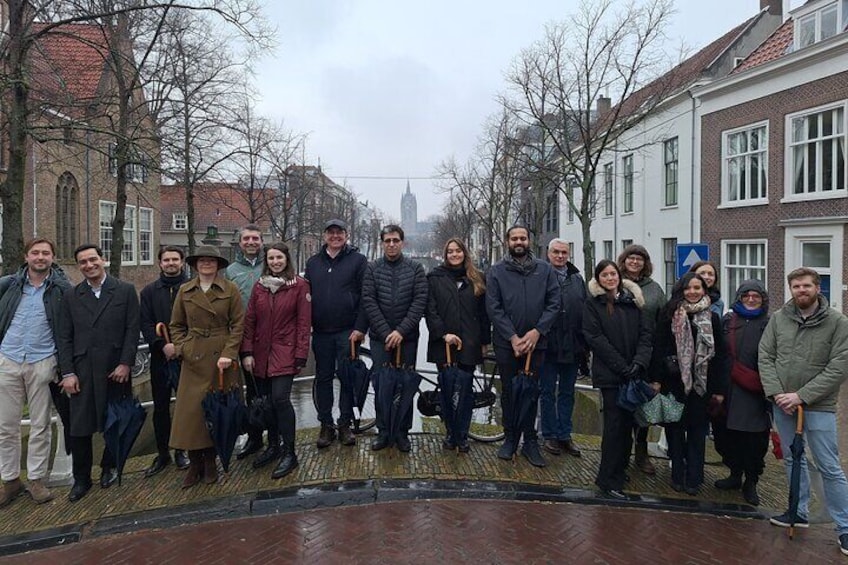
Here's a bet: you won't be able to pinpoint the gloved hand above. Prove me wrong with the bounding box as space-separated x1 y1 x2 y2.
622 363 643 381
294 358 307 369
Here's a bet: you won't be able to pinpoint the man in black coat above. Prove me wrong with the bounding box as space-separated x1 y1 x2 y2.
304 219 368 448
361 224 427 453
58 244 140 502
486 226 559 467
539 238 587 458
139 246 189 477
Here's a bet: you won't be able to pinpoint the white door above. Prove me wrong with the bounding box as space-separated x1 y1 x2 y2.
784 224 844 310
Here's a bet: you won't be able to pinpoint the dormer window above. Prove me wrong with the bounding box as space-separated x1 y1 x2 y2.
795 1 847 49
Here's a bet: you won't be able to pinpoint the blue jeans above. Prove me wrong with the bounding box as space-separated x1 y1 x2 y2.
772 406 848 534
538 360 578 441
312 331 355 427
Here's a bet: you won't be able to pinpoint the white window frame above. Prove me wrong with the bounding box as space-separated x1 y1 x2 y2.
622 154 634 214
663 137 679 207
603 162 614 216
108 143 150 184
794 1 843 49
722 239 768 299
99 200 154 265
172 212 187 231
720 121 769 208
783 101 847 203
139 208 153 265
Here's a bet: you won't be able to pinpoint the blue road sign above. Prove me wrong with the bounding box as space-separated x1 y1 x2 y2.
677 244 709 278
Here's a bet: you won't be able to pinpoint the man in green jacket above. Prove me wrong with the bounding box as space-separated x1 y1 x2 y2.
759 267 848 556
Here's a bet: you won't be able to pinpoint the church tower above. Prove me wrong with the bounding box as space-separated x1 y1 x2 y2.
400 180 418 235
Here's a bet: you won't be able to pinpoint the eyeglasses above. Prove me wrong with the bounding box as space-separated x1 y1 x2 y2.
625 255 645 262
741 293 762 300
382 238 402 244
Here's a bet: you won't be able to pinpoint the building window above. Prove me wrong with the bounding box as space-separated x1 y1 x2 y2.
108 142 149 183
55 172 79 260
604 163 614 216
121 204 137 264
788 104 846 198
603 240 613 260
723 123 768 204
172 212 188 230
621 239 633 252
100 201 115 262
622 155 634 213
662 238 677 296
795 1 842 49
664 137 679 206
566 186 574 223
723 241 766 297
588 175 597 219
139 208 153 264
99 201 152 265
544 190 558 233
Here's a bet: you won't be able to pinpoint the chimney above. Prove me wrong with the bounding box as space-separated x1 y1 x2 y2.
760 0 782 15
596 96 611 119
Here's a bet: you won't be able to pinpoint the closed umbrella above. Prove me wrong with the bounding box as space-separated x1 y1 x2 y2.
202 366 246 473
155 322 180 392
373 347 402 445
788 406 806 540
510 353 539 460
103 389 147 485
438 343 474 450
392 360 422 446
338 342 370 429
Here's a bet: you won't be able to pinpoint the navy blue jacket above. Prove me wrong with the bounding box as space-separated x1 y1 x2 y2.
304 244 368 334
485 256 559 351
547 262 588 364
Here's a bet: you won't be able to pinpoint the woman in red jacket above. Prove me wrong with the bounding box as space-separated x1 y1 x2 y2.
241 242 311 479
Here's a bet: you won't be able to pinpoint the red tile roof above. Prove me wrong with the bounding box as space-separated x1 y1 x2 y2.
732 19 794 73
160 183 274 235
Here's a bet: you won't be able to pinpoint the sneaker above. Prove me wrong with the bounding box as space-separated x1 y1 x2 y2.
27 479 54 504
839 533 848 556
769 511 809 528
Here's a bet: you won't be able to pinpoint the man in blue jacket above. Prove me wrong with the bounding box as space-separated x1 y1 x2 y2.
304 219 368 448
486 226 559 467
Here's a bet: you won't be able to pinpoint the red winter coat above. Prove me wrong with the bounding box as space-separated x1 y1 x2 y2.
241 277 312 377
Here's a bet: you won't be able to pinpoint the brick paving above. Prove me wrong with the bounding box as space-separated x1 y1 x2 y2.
3 499 839 564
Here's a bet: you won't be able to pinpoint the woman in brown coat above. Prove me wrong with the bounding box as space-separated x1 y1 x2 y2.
170 246 244 488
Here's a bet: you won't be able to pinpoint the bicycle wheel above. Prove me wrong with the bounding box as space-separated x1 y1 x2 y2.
310 347 377 434
467 359 504 442
132 349 150 379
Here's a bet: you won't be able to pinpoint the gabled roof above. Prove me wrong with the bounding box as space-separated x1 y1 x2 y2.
732 19 794 73
160 183 275 235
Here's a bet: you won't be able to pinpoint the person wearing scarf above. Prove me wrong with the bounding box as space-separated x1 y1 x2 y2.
712 280 770 506
241 242 311 480
651 272 728 495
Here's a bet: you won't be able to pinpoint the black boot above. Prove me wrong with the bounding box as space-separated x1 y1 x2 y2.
742 476 760 506
252 443 281 469
271 445 299 479
520 437 547 468
497 433 517 461
714 470 743 490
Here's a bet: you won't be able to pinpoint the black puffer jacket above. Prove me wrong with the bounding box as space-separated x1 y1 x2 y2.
425 265 491 366
304 244 368 334
582 279 653 389
362 255 428 341
547 262 587 364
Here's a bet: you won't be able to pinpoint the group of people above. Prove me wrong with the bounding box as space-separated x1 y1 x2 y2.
1 223 847 555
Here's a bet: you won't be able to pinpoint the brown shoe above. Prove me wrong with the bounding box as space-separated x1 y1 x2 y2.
338 425 356 446
181 450 203 489
560 439 582 458
542 438 562 455
27 479 54 504
202 448 219 484
0 478 25 508
634 443 656 475
316 424 336 449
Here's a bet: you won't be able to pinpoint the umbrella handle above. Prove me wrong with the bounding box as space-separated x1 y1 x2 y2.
445 342 453 365
523 352 533 374
350 340 357 361
155 322 171 344
796 405 804 434
218 366 224 391
395 344 402 368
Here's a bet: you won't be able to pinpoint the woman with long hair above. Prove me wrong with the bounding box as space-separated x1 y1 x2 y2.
688 260 724 315
582 260 653 500
425 238 490 452
241 242 311 479
652 272 728 495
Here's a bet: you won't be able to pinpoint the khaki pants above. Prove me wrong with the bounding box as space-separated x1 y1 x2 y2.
0 353 57 481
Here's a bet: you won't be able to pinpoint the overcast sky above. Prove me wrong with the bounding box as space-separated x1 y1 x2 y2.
254 1 799 221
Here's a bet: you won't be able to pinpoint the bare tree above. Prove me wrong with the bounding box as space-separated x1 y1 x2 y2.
505 0 678 275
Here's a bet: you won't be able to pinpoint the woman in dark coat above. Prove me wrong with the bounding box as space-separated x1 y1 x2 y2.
651 272 728 495
713 280 770 506
170 247 244 489
425 238 490 452
241 242 312 479
582 260 653 500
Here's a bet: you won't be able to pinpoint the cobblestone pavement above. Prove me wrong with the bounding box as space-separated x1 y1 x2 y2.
3 499 839 564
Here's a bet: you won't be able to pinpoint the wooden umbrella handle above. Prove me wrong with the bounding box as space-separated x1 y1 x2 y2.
350 340 357 360
796 405 804 434
394 344 402 367
155 322 171 344
524 351 533 373
218 366 225 391
445 342 453 365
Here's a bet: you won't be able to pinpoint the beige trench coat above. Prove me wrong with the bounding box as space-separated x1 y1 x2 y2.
169 276 244 450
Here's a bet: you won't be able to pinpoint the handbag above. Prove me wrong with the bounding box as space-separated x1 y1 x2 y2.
616 379 655 412
634 392 685 426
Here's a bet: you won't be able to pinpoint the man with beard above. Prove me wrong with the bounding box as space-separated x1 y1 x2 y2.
0 239 70 507
759 267 848 556
139 246 190 477
486 226 559 467
58 244 140 502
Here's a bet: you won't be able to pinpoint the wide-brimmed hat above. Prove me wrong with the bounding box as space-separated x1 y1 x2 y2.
186 246 229 269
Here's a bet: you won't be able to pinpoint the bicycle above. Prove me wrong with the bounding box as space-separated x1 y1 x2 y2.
311 347 504 443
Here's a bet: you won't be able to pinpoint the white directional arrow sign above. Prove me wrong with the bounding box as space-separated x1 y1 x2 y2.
682 248 703 269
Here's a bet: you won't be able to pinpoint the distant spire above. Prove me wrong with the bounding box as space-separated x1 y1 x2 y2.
406 179 411 194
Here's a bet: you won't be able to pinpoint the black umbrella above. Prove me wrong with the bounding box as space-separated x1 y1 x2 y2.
48 380 71 455
392 363 422 446
245 371 275 431
510 352 539 459
202 366 246 473
103 392 147 485
788 405 806 539
338 342 370 430
373 346 402 445
156 323 181 392
439 343 475 450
